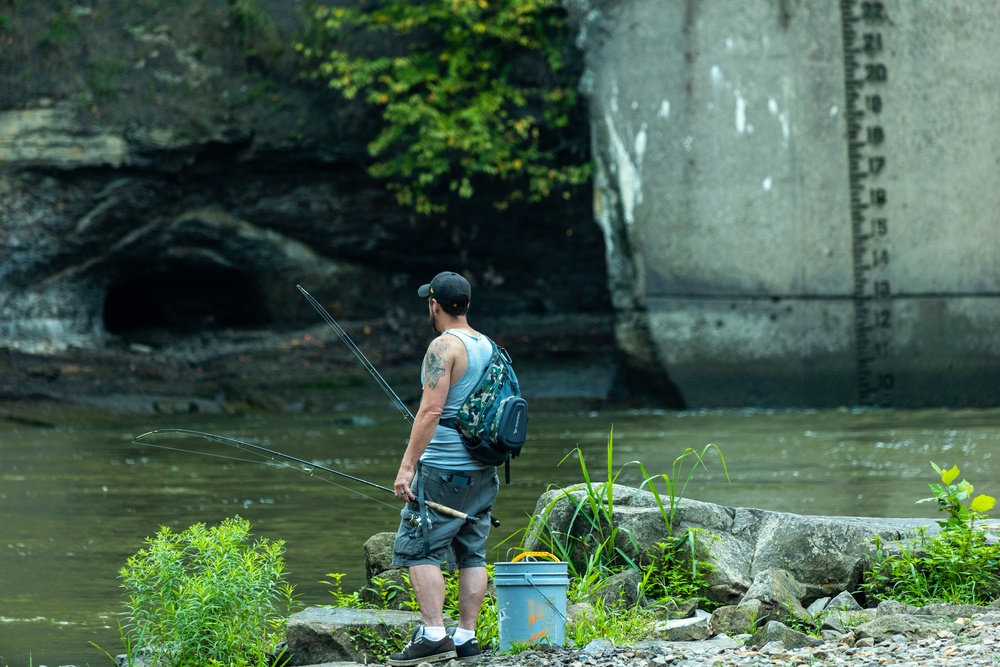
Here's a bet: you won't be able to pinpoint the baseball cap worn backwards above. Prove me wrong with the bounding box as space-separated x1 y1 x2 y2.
418 271 471 309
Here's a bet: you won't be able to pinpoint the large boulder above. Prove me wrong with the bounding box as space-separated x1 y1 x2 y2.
523 484 940 604
284 607 421 666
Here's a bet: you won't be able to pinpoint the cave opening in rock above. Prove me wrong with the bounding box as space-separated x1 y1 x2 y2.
103 264 271 337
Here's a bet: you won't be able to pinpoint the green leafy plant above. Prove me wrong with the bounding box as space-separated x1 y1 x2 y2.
917 462 996 531
641 528 716 606
296 0 590 214
863 463 1000 606
117 516 295 667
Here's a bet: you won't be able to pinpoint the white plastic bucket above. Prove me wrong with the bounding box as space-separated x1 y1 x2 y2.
494 553 569 652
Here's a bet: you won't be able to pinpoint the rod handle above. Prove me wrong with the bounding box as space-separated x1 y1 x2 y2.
424 500 479 524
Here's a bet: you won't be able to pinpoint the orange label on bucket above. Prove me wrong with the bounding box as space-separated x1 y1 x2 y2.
528 598 544 626
530 629 550 643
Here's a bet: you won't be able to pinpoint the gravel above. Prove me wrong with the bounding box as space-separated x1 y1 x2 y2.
454 618 1000 667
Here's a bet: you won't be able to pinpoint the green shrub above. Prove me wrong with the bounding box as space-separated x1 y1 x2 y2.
863 463 1000 606
116 516 295 667
296 0 590 214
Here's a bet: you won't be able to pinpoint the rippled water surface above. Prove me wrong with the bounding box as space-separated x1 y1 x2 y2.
3 406 1000 666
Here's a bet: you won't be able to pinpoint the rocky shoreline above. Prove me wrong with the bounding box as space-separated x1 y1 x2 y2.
457 619 1000 667
0 313 621 423
276 602 1000 667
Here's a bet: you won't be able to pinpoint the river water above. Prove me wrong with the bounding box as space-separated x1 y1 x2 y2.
3 406 1000 666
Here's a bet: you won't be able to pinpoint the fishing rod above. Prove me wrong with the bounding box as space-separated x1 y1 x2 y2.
295 285 502 528
296 284 414 424
132 428 487 525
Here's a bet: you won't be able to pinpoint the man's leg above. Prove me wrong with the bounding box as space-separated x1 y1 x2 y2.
457 566 488 630
389 564 456 666
409 563 447 627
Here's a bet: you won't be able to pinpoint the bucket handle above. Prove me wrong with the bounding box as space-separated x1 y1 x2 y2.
512 551 560 563
506 551 569 624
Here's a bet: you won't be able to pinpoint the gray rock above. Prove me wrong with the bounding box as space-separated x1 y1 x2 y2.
710 604 759 635
827 591 863 612
854 613 959 642
806 596 831 615
747 621 823 650
652 616 712 642
741 568 810 621
594 568 644 609
523 485 941 604
363 532 397 580
284 606 422 666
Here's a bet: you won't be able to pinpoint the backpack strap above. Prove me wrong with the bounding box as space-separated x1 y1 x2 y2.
439 337 496 432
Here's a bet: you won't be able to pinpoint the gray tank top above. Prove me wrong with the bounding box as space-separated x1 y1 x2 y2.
419 329 494 470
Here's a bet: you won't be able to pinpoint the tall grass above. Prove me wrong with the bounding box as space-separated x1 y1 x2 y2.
512 427 727 581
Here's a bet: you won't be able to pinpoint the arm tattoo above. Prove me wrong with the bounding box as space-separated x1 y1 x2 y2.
423 340 450 389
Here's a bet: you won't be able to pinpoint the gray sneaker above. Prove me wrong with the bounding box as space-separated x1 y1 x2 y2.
389 627 457 666
446 627 481 659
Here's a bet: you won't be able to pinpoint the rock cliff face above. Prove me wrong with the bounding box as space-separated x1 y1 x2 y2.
1 2 648 397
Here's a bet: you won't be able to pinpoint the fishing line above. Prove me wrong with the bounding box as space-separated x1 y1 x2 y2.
132 435 398 511
295 284 501 528
296 284 414 424
132 429 489 524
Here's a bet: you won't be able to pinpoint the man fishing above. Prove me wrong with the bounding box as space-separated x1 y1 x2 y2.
389 271 500 666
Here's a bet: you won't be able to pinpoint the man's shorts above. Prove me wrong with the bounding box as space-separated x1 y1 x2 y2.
392 463 500 568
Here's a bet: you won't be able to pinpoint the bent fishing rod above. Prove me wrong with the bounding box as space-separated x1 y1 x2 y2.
132 428 488 525
296 285 502 527
296 284 414 424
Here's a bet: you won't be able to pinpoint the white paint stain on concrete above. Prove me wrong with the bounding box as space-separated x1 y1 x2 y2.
658 100 671 119
768 97 790 147
604 108 645 227
635 122 648 163
711 65 727 89
763 176 773 191
735 91 747 134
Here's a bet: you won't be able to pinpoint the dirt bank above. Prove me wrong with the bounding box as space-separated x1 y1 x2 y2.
0 313 620 425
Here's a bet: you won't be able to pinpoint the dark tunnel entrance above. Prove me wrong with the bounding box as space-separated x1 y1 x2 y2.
103 264 271 337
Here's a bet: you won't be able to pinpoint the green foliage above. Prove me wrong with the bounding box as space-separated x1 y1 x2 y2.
563 594 654 648
637 443 728 534
513 429 642 578
117 516 295 667
641 529 716 606
863 463 1000 606
229 0 282 58
513 429 727 582
40 1 79 46
504 428 724 643
296 0 590 214
917 461 996 531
